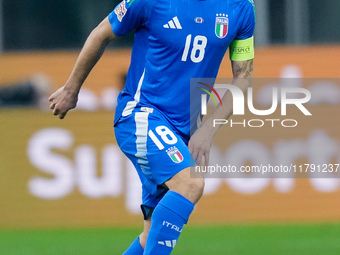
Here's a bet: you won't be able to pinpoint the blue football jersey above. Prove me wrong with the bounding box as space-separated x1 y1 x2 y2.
109 0 255 137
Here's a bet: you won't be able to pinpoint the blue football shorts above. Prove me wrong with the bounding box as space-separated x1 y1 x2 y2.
114 106 194 217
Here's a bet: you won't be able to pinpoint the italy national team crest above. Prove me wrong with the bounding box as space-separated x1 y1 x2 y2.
215 14 229 39
166 146 184 163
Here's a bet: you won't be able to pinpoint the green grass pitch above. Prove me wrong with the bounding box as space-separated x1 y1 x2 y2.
1 223 340 255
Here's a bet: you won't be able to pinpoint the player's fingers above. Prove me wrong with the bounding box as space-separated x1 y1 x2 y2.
50 101 55 109
188 141 193 154
53 108 60 116
196 151 204 166
204 151 210 166
59 111 67 119
191 148 198 163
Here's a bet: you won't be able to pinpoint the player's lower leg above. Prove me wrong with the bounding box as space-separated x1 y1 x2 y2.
122 236 144 255
122 219 151 254
143 167 204 255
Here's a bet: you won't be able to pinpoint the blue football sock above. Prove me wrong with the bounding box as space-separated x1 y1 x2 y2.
122 236 144 255
144 191 195 255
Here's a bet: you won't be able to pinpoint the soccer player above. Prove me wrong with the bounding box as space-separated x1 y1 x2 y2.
49 0 255 254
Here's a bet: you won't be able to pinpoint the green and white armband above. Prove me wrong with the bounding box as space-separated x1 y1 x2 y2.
229 37 254 61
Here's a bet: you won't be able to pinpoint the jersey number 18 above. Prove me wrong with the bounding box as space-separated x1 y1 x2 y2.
181 35 207 63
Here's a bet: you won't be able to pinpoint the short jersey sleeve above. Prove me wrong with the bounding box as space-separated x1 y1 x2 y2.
235 0 256 40
108 0 152 37
229 0 256 61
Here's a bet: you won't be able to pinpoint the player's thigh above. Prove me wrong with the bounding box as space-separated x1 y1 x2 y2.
146 112 194 186
115 108 197 201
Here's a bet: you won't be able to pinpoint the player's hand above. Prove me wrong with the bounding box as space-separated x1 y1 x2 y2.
188 126 214 166
48 86 78 119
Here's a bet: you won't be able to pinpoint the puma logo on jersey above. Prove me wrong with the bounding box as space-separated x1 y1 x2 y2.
163 16 182 29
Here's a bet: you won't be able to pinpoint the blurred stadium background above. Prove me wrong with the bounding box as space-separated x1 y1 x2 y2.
1 0 340 254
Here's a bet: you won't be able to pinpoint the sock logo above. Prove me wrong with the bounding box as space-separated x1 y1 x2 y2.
162 221 183 233
158 240 177 248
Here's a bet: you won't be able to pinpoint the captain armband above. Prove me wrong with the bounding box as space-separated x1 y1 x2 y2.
229 37 254 61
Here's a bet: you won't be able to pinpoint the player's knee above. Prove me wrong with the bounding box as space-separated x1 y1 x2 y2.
175 176 205 204
187 177 205 203
166 168 205 203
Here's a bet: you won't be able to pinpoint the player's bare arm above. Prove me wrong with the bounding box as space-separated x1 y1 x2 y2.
232 59 254 79
189 59 254 166
49 17 116 119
